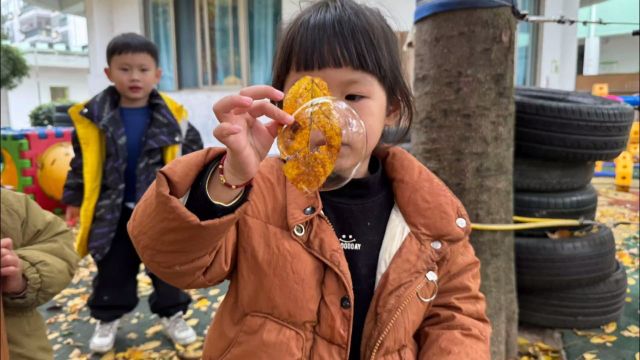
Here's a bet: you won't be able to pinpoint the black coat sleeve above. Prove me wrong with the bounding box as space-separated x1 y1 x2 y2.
181 123 204 155
62 129 84 206
184 158 249 221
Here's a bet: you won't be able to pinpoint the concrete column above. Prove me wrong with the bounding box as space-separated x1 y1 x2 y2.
583 5 600 75
536 0 580 90
1 89 10 127
84 0 144 95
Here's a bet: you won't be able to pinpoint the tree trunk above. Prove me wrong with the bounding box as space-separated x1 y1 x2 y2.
412 7 518 360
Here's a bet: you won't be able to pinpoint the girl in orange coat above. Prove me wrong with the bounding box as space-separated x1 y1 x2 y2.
129 1 491 358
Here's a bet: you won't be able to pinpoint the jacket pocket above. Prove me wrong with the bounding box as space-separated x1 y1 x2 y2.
220 313 305 360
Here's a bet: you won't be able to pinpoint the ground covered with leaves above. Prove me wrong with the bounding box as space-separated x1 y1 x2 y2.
41 260 228 359
518 178 639 360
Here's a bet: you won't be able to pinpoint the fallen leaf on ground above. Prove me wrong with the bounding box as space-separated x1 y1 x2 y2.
138 340 162 351
194 298 210 311
589 335 617 344
145 324 163 338
602 322 617 334
621 325 639 337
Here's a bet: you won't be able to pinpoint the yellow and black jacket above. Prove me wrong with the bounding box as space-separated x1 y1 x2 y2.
62 86 203 259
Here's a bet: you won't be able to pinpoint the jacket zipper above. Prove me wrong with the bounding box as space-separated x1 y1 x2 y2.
368 276 430 359
319 211 354 360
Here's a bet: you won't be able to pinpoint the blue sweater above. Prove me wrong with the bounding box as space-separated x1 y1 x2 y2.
120 106 150 203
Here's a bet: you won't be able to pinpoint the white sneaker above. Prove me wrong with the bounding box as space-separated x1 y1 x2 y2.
89 319 119 353
161 311 197 345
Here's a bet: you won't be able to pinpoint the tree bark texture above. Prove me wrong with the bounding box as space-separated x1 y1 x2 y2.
412 7 517 360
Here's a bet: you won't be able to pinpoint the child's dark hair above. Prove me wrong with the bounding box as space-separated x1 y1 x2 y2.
272 0 413 143
106 33 159 65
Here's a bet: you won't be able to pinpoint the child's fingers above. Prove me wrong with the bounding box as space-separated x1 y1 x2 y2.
213 123 243 142
239 86 285 102
0 252 18 267
0 266 19 277
213 95 254 120
264 121 282 139
246 101 294 126
0 238 12 250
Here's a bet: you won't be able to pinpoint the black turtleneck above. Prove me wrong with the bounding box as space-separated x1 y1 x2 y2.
320 157 395 360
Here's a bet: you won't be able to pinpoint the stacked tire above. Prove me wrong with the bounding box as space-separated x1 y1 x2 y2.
53 104 73 127
514 87 634 329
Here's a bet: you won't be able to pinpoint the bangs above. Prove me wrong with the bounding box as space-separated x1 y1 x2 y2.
286 3 390 77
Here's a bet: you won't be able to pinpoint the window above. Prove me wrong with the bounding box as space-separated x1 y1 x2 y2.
515 0 539 86
50 86 69 101
146 0 178 91
145 0 280 91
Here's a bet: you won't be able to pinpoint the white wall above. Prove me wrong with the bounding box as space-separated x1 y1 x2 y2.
166 89 235 148
599 34 640 74
168 89 280 154
281 0 415 31
536 0 580 90
6 66 89 129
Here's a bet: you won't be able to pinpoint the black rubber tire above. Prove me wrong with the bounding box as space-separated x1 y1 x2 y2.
518 261 627 329
53 113 73 127
515 87 635 161
514 184 598 220
514 157 595 192
55 104 73 113
516 225 617 291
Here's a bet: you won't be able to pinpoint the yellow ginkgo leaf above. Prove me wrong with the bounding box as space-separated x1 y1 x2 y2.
194 298 211 311
621 325 640 337
582 351 598 360
534 341 554 351
100 351 115 360
590 335 617 344
138 340 162 351
145 323 163 338
602 322 617 334
517 337 530 346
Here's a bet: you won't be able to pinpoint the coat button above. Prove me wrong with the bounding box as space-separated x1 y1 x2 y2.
431 241 442 250
293 224 305 237
303 206 315 215
81 108 88 114
340 296 351 309
455 218 467 228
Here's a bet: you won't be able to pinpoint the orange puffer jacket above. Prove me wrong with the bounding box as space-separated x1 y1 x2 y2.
129 146 491 359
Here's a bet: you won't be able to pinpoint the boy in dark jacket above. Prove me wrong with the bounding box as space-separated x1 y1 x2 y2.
62 33 203 353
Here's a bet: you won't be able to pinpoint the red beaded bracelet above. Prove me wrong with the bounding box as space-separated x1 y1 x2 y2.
218 154 253 189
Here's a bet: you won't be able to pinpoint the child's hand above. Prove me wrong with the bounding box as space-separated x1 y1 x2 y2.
212 86 294 185
0 238 27 295
66 206 80 227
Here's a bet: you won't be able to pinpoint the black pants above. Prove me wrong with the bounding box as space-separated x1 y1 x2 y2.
88 206 191 322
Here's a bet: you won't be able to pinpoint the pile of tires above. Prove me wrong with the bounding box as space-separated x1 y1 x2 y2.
514 87 634 329
53 104 73 127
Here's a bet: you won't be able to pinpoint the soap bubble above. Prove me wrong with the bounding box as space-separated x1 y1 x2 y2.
278 96 367 192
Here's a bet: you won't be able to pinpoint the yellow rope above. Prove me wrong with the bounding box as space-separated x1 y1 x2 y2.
471 216 595 231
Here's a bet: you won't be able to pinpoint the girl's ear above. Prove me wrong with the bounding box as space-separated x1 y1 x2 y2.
384 101 401 127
